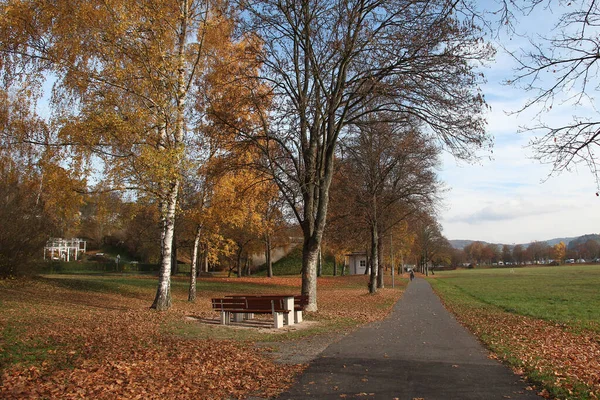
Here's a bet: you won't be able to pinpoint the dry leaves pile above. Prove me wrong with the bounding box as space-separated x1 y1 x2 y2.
1 275 403 399
441 298 600 399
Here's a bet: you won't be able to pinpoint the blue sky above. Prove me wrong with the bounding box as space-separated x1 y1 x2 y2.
438 2 600 244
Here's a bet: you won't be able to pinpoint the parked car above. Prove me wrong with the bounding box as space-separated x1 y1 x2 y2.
566 258 575 264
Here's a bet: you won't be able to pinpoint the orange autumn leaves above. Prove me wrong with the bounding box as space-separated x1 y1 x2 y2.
0 278 301 399
1 275 404 399
440 295 600 399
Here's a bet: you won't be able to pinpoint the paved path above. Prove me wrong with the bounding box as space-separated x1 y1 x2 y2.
278 278 542 400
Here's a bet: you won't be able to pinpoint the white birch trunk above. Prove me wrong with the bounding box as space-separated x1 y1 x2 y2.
152 181 179 310
152 2 188 310
204 248 209 273
188 225 201 302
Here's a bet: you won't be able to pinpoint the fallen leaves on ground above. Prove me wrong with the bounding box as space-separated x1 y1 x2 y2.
438 293 600 399
0 274 404 399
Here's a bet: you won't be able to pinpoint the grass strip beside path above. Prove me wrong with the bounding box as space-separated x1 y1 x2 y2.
430 270 600 400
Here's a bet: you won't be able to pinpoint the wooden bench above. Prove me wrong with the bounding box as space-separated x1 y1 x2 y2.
224 294 309 324
211 296 292 328
225 294 307 325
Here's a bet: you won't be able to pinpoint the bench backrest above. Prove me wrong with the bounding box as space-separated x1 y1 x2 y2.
294 295 309 309
211 298 247 310
245 297 288 312
211 297 290 312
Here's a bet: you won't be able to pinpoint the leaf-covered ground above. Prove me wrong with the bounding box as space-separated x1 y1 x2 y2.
430 274 600 400
1 274 404 399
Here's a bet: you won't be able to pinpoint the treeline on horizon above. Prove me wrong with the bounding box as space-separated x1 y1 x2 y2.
449 234 600 266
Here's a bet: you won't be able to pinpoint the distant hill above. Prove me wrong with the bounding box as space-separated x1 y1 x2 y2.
448 240 478 250
544 237 577 247
566 234 600 250
450 235 584 250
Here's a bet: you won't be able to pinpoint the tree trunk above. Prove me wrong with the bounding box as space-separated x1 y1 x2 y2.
301 237 319 312
152 181 179 310
266 233 273 278
400 252 404 275
237 247 242 278
369 224 378 294
188 225 201 302
317 247 322 277
377 235 384 289
333 256 337 276
203 245 209 273
171 230 178 276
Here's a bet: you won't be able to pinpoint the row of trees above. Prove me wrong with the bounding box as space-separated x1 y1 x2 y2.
6 0 598 312
457 239 600 266
1 0 493 311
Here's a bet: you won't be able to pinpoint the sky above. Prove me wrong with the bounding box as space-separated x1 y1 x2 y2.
438 2 600 245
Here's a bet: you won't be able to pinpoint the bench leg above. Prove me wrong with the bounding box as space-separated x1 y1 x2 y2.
232 313 244 323
284 312 294 326
273 312 284 329
283 297 294 326
220 311 229 325
294 310 303 324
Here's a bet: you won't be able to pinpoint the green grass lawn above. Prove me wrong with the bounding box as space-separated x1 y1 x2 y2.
254 245 340 276
430 265 600 332
37 274 293 300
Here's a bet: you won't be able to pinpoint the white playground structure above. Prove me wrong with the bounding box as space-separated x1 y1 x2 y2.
43 238 87 262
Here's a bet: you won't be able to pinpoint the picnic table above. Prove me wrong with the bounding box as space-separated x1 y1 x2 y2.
211 294 309 328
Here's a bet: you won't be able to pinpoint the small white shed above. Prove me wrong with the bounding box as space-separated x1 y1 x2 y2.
345 252 368 275
43 238 87 262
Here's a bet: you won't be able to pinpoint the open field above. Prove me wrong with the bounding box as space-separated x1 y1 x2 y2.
430 265 600 400
0 273 404 399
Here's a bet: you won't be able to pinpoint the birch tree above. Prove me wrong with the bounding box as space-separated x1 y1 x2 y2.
0 0 257 310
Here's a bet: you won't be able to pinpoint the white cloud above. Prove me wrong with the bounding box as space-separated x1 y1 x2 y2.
447 199 566 224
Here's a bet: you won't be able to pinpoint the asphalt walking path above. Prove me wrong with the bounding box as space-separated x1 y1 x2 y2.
278 278 542 400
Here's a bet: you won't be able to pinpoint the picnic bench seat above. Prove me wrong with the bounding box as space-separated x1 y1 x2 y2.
211 296 292 328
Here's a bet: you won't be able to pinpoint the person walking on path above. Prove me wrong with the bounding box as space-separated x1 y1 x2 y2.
409 269 415 281
278 278 542 400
